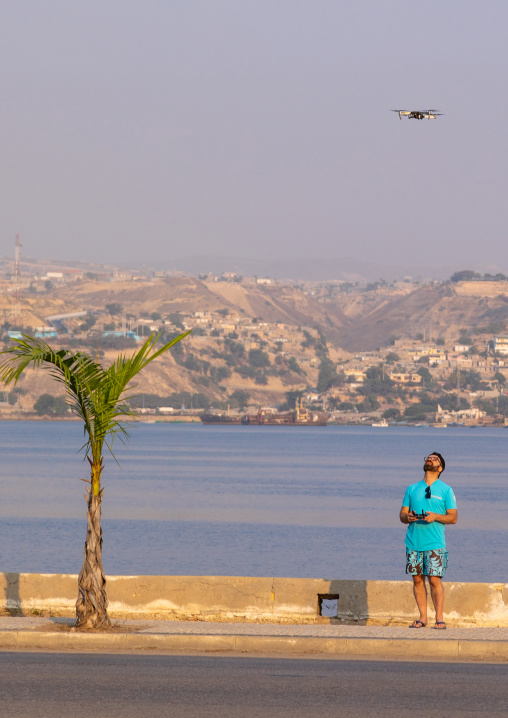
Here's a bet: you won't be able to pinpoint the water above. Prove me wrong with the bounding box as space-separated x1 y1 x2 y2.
0 421 506 581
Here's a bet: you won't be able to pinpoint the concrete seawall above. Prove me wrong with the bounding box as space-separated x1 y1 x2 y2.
2 574 508 626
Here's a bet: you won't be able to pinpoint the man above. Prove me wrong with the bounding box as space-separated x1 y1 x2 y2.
399 452 457 630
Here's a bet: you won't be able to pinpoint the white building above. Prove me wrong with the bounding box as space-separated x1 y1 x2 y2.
494 336 508 355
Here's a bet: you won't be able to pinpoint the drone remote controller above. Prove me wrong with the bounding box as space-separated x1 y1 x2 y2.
412 511 428 520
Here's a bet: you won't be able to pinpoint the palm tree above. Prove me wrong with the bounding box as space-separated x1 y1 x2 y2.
0 331 189 628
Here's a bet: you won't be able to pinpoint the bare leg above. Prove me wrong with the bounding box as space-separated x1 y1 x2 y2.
428 576 444 623
412 575 428 624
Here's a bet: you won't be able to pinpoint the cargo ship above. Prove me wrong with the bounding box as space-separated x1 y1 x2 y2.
198 412 243 425
200 399 328 426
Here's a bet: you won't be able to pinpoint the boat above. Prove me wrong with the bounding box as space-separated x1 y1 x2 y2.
371 419 389 427
200 399 328 426
199 412 243 425
244 402 328 426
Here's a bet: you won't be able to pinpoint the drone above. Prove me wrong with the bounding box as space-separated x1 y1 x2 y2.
391 109 443 120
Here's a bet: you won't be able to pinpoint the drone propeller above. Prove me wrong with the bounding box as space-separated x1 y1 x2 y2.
390 109 410 120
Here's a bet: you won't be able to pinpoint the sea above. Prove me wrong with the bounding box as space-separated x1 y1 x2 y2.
0 421 506 582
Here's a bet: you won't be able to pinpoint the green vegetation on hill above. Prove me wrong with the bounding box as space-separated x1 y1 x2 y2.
34 393 68 416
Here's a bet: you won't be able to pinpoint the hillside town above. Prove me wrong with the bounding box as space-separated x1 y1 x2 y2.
1 255 508 427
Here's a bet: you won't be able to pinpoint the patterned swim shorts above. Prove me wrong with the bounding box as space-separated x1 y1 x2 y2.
406 548 448 577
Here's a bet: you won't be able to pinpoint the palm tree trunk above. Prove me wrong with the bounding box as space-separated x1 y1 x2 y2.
75 487 110 628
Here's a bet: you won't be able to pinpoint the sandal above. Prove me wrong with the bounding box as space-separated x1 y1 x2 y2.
409 620 427 629
433 621 447 630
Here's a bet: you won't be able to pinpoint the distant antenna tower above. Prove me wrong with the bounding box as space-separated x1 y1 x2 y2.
13 233 22 319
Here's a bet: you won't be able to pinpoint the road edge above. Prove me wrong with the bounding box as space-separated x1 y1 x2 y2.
1 630 507 662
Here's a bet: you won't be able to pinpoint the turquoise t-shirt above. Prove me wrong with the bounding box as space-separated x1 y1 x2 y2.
402 479 457 551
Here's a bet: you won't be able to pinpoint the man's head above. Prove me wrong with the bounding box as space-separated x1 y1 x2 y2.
423 451 445 475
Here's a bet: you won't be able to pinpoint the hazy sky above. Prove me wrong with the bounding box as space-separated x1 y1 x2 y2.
1 1 507 271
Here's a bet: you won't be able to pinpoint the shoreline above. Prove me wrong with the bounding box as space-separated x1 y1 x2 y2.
0 414 201 423
0 412 508 429
0 413 505 428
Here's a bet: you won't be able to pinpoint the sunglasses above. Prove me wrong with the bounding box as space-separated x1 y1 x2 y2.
425 486 431 499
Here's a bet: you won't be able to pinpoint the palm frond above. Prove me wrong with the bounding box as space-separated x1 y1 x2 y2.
0 330 190 469
83 331 190 460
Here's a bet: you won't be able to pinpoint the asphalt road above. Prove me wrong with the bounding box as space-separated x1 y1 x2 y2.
1 652 507 717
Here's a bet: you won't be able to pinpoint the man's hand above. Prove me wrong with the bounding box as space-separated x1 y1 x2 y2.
426 509 458 525
407 511 418 523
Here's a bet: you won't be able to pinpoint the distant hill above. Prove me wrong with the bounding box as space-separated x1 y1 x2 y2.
4 252 507 284
50 275 508 352
155 254 456 282
4 275 508 413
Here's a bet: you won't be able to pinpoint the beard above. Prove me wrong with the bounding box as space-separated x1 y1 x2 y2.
423 461 440 472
